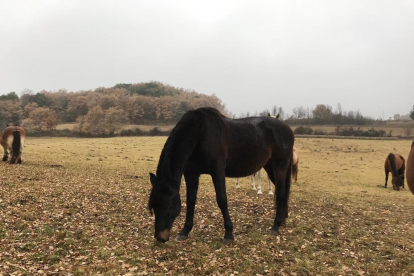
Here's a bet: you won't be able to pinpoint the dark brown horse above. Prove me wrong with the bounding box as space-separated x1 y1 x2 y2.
0 125 26 164
384 153 405 191
406 140 414 194
148 107 294 244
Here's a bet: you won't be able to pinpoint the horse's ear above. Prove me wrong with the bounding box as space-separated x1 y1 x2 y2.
149 173 157 186
267 112 271 117
276 114 280 119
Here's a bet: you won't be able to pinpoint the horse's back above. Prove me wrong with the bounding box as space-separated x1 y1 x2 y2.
184 109 294 177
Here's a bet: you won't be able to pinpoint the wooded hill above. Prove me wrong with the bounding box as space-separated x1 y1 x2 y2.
0 82 225 134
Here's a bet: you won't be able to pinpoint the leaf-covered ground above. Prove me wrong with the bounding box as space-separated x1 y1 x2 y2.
0 137 413 275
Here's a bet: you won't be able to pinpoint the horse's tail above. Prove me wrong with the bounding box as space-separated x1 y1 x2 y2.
11 130 21 163
388 153 401 184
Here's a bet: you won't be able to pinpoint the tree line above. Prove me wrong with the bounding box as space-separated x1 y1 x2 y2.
255 103 414 126
0 82 225 135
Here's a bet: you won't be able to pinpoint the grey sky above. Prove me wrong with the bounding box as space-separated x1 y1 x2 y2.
1 0 413 119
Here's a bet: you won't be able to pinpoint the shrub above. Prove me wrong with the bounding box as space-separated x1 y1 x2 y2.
294 126 314 135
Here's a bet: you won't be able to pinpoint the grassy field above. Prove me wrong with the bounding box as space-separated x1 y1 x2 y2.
0 137 413 275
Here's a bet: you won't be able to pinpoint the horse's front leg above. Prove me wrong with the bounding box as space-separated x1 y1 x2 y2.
250 174 256 190
384 171 389 188
177 172 200 241
212 170 234 244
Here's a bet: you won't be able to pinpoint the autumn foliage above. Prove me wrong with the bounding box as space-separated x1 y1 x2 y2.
0 82 226 134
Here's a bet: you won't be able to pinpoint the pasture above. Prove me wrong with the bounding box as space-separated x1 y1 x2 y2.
0 137 413 275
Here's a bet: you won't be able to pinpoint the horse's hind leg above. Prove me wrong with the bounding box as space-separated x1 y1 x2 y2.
177 172 200 241
384 170 389 188
2 146 8 162
211 169 234 244
264 161 290 236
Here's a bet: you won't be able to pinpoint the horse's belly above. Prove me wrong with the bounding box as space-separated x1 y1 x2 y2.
225 150 271 178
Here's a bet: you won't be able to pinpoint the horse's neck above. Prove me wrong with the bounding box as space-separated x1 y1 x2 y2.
157 133 198 187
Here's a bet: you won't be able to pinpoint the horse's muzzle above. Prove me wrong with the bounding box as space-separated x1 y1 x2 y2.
155 229 171 243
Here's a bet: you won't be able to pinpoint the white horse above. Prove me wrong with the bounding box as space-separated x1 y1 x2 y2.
235 169 273 195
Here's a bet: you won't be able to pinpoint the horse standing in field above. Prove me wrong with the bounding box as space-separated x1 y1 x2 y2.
384 153 405 191
406 140 414 194
148 107 294 244
0 125 26 164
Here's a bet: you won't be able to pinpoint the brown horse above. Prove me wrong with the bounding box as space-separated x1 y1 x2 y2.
406 140 414 194
0 125 26 164
292 147 299 183
384 153 405 191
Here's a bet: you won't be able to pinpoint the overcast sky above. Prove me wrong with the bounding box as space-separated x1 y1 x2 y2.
1 0 413 119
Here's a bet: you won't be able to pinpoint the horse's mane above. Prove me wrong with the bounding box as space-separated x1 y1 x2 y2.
156 107 227 179
160 107 226 150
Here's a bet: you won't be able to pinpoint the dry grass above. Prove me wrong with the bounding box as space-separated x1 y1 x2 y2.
0 137 413 275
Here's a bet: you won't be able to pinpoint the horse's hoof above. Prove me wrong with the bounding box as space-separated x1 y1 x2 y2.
257 190 263 195
268 191 273 195
223 238 234 245
175 235 188 242
270 229 280 236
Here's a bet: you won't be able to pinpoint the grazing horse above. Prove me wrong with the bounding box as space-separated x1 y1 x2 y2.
292 147 299 183
384 153 405 191
406 140 414 194
148 107 294 244
0 125 26 164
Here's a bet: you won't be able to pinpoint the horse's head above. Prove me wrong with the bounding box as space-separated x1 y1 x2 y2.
391 175 402 191
148 173 181 243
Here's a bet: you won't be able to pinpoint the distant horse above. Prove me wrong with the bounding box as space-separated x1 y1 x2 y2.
384 153 405 191
0 125 26 164
148 107 294 244
235 169 273 195
292 147 299 183
406 140 414 194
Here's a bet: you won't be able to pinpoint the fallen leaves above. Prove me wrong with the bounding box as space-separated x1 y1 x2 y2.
0 137 414 275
